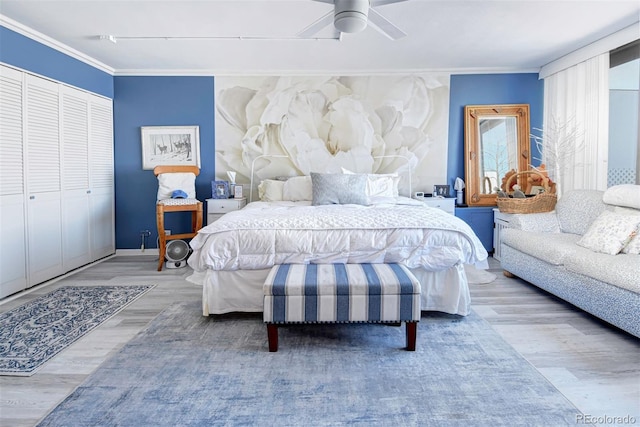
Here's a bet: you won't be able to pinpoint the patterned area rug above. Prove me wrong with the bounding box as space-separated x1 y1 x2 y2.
37 302 582 426
0 285 154 376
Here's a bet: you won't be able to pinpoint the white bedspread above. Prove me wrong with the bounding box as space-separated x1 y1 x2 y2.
188 200 488 272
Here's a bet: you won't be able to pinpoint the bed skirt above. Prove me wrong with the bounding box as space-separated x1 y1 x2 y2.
187 264 471 317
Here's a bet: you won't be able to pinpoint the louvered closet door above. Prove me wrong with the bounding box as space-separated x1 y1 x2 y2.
25 74 63 285
88 95 114 260
61 85 91 270
0 65 27 298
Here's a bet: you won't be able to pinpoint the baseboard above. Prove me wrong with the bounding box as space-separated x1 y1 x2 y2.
0 254 116 306
116 249 159 256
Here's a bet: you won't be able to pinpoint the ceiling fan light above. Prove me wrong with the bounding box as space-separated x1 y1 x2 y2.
334 11 368 33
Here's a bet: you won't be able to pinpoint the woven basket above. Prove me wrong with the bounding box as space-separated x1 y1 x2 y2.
497 171 557 214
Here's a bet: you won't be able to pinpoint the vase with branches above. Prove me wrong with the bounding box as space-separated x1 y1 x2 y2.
530 116 583 196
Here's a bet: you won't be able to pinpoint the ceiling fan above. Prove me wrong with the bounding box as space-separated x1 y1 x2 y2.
298 0 408 40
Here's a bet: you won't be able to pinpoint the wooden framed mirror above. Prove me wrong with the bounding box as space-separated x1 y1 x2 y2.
464 104 530 206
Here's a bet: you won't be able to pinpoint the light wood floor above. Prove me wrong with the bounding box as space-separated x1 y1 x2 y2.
0 256 638 427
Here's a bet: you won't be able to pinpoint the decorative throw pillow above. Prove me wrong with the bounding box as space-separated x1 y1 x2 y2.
258 179 285 202
576 211 640 255
603 184 640 210
157 173 196 201
612 207 640 255
622 234 640 255
282 176 313 201
311 172 370 206
341 168 400 197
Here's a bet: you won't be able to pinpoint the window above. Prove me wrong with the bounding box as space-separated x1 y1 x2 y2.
609 40 640 186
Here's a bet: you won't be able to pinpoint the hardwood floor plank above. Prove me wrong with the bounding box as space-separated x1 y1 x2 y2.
0 255 637 427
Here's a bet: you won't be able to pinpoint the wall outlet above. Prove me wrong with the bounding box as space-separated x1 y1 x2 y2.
164 229 171 236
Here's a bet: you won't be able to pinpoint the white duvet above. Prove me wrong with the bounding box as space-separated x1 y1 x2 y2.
188 199 488 272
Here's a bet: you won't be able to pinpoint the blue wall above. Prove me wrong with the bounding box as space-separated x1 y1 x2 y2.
2 25 544 250
113 77 215 249
0 26 113 98
446 73 544 189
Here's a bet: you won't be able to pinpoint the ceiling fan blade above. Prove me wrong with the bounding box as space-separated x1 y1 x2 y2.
370 0 408 6
297 11 335 38
368 8 407 40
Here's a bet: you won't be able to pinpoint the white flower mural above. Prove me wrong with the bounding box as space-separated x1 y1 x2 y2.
215 75 450 197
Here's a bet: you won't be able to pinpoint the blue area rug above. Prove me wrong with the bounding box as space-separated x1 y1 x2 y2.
0 285 154 376
37 301 582 426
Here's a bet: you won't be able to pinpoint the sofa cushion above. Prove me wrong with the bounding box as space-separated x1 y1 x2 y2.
501 229 581 266
507 212 560 233
556 190 606 235
564 252 640 293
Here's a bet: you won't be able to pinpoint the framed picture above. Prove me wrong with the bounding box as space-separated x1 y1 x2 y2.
211 180 230 199
141 125 200 170
434 185 450 197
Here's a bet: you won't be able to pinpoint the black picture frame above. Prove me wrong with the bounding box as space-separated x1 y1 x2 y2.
434 185 450 197
211 180 230 199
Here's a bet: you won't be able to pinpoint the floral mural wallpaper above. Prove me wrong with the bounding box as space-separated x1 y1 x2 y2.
215 74 450 198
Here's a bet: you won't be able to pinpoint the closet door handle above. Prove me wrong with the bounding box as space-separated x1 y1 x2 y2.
29 195 35 200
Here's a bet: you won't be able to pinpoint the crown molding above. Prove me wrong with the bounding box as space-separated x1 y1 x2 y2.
0 14 115 75
113 67 540 77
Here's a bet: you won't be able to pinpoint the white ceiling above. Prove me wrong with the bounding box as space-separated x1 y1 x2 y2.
1 0 639 75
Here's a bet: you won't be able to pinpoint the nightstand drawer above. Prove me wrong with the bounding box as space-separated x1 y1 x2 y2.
208 199 245 213
206 198 246 225
421 198 455 215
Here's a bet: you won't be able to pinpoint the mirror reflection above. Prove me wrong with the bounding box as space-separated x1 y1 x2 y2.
478 116 518 194
464 104 530 206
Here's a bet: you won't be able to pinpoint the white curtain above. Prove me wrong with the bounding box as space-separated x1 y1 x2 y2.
542 53 609 196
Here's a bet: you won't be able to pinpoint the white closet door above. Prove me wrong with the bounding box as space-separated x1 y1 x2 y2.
0 65 27 298
61 85 91 270
88 95 114 260
25 74 63 285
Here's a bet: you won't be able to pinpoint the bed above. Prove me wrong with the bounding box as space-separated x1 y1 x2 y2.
187 191 488 317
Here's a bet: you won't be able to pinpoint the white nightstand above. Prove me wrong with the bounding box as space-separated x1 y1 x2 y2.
493 208 515 260
421 197 456 215
206 198 246 225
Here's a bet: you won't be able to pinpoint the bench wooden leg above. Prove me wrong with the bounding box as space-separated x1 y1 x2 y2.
406 322 417 351
267 324 278 352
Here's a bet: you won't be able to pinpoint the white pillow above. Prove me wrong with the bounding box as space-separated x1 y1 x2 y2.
367 174 400 197
603 184 640 209
341 168 400 197
576 210 640 255
157 173 196 201
258 179 285 202
283 176 312 201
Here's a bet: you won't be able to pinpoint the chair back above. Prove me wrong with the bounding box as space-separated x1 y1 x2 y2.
153 165 200 176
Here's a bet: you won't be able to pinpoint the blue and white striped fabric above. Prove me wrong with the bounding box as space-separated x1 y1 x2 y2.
263 264 421 324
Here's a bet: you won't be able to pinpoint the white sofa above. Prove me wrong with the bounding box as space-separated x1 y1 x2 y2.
500 187 640 338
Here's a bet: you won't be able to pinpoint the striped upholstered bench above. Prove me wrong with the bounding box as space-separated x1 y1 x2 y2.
263 263 421 352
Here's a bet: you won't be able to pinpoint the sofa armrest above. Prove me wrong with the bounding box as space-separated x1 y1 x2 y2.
507 212 560 233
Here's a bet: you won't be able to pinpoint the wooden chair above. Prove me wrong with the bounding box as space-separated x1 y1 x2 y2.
154 166 203 271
